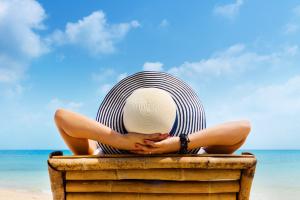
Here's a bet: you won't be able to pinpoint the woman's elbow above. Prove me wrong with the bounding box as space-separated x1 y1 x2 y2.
54 108 67 124
239 120 251 137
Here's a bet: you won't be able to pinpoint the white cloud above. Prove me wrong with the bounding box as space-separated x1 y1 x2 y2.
143 62 164 71
210 75 300 120
165 43 300 149
47 98 83 112
0 2 138 93
242 76 300 114
48 11 140 55
0 0 48 84
167 44 251 77
206 75 300 149
167 43 299 82
213 0 244 19
159 19 169 28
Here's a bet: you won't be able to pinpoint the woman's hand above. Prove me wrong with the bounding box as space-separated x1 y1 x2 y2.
113 132 169 151
130 136 181 154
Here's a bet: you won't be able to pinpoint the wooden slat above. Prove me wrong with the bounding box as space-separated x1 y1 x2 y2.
66 192 237 200
66 169 241 181
66 180 240 193
48 153 256 200
49 156 256 171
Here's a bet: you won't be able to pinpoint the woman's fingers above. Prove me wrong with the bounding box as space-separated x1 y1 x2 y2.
135 143 153 151
145 133 169 142
144 139 162 148
134 143 163 154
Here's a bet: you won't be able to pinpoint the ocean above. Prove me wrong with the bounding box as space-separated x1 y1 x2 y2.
0 150 299 199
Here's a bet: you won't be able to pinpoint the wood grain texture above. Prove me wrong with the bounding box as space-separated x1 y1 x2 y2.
48 153 257 200
66 169 241 181
66 180 240 193
48 161 65 200
49 156 256 171
238 164 257 200
66 192 237 200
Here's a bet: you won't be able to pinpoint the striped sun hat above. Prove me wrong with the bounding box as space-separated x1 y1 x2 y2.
96 71 206 154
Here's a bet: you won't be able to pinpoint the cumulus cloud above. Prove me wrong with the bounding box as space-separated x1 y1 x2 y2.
209 75 300 120
0 1 138 90
48 11 140 55
242 76 300 114
143 62 164 71
167 43 299 82
213 0 244 19
207 75 300 149
166 43 300 149
0 0 48 84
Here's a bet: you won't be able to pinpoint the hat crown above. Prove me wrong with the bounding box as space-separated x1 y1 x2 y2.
123 87 177 134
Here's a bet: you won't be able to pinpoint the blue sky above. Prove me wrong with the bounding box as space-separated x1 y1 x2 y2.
0 0 300 149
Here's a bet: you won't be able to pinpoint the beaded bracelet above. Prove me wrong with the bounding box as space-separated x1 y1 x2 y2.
178 134 190 154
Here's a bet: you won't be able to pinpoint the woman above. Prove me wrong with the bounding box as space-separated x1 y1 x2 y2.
54 71 251 155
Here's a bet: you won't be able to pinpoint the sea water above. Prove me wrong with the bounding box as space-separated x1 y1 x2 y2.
0 150 71 193
0 150 299 199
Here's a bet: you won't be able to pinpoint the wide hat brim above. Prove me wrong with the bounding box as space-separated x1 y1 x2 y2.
96 71 206 154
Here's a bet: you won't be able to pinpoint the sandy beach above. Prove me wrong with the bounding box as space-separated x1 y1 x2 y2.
0 188 52 200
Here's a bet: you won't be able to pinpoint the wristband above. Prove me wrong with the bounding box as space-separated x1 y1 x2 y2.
178 134 190 154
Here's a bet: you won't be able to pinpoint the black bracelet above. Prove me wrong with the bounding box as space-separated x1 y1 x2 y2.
179 134 190 154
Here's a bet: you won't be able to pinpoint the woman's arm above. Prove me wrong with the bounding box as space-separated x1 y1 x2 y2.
54 108 168 155
133 120 251 154
188 120 251 151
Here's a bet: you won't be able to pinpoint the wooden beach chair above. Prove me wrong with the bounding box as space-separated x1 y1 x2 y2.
48 151 256 200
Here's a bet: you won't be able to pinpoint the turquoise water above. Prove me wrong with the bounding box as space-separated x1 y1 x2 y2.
0 150 299 199
0 150 72 193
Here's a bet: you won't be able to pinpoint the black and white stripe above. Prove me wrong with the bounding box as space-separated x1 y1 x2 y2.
96 71 206 154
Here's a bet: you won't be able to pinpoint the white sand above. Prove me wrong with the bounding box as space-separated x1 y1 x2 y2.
0 188 52 200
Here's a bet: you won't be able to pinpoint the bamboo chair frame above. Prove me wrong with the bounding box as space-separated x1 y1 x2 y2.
48 151 256 200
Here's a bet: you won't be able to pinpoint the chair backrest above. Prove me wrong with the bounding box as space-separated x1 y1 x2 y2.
48 152 256 200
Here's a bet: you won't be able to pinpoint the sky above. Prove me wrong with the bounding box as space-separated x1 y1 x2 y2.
0 0 300 149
